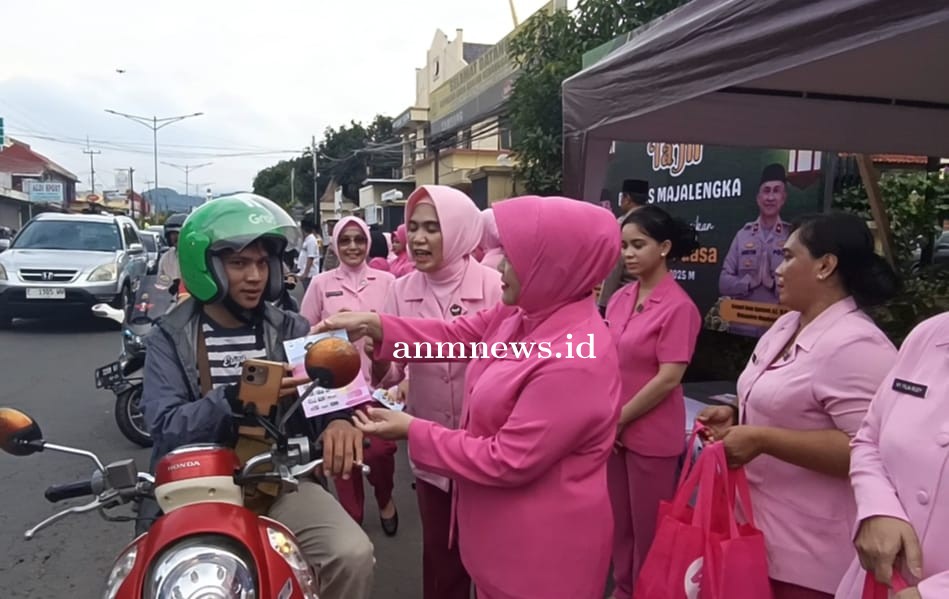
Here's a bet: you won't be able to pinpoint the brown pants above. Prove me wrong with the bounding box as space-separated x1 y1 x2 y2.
268 480 375 599
415 478 472 599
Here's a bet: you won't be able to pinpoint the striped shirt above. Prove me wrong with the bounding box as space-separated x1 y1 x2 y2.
201 317 267 389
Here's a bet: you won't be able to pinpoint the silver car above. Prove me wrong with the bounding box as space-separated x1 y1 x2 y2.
0 213 147 328
138 230 162 274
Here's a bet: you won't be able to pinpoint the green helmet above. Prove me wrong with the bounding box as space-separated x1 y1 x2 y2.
178 193 302 304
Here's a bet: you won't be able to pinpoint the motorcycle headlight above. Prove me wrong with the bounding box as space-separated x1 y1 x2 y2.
89 263 118 282
145 537 257 599
268 527 319 598
123 329 145 350
102 545 137 599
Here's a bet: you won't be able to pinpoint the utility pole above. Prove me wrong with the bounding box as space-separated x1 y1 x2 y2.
311 135 321 235
82 136 101 193
128 167 135 221
290 166 296 206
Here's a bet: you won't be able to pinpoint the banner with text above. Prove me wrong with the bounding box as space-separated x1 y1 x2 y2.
604 143 827 337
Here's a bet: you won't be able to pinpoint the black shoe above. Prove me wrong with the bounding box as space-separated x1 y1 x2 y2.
380 507 399 537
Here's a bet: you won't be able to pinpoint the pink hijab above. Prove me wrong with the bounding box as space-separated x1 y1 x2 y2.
388 224 414 277
493 196 619 330
405 185 484 309
332 216 375 287
478 208 504 270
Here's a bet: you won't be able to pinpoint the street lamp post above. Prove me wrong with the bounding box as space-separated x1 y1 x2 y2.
163 161 212 196
104 109 204 191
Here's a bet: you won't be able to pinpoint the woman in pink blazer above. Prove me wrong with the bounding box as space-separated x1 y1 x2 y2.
299 216 400 534
370 185 502 599
606 206 702 597
698 213 900 599
834 311 949 599
316 196 623 599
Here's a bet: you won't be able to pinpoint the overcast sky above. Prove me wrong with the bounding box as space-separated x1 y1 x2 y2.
0 0 562 197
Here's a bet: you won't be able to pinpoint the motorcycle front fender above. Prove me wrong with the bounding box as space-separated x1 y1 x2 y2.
111 502 306 598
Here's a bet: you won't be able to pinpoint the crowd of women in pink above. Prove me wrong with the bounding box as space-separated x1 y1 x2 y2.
301 184 946 599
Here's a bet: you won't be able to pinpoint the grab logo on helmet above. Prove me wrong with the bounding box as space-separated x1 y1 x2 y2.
684 556 703 599
248 212 276 225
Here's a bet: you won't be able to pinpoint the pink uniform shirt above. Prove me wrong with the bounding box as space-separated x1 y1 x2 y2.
375 185 502 493
300 216 395 385
606 273 701 456
737 296 897 593
835 311 949 599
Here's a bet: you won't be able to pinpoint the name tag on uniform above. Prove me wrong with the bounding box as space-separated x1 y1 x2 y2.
325 291 344 297
892 378 927 398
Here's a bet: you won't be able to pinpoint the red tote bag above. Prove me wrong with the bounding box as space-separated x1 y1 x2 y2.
862 570 909 599
696 444 772 599
634 439 772 599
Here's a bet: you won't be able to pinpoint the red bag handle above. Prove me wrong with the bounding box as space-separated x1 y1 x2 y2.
676 422 707 489
669 433 717 519
694 443 740 538
861 570 909 599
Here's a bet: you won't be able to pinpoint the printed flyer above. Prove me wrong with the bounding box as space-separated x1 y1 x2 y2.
283 330 373 418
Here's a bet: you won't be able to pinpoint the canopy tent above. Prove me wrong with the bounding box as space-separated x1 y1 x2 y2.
562 0 949 203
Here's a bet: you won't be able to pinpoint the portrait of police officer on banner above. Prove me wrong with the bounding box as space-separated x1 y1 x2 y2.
719 163 790 306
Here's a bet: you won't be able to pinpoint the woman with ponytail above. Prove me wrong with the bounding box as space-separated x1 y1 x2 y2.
697 212 900 599
605 205 703 598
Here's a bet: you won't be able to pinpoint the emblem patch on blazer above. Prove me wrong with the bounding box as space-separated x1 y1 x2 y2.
325 291 344 297
450 304 463 316
892 378 927 398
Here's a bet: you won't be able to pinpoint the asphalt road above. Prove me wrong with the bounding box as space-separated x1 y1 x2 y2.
0 314 422 598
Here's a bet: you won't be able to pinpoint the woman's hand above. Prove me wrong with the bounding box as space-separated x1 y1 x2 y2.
311 311 382 343
895 588 921 599
696 405 738 441
352 406 415 440
280 364 310 399
855 516 924 585
719 425 768 468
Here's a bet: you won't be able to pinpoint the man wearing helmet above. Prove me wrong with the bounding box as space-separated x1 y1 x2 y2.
157 212 187 291
140 194 375 598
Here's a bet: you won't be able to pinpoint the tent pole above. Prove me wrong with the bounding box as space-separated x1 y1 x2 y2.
856 154 896 268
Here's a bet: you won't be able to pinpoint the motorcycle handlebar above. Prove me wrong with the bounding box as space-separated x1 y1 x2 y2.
45 480 95 503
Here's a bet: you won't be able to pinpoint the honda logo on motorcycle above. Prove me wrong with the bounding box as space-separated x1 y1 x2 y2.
167 460 202 471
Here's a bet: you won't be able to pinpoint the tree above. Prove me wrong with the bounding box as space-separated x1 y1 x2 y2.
833 171 949 344
507 0 689 195
253 114 399 207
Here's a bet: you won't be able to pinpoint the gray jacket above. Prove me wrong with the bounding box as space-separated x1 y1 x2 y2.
141 298 350 468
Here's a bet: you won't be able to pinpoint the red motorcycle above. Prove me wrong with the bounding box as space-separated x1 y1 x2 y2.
0 337 366 599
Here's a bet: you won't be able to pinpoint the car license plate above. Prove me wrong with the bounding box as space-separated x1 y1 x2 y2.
25 287 65 300
95 361 124 389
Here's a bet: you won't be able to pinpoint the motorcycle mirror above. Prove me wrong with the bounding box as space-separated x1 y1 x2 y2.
304 337 362 389
0 408 44 456
91 303 125 325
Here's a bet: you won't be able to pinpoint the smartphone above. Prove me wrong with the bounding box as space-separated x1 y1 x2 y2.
238 359 286 417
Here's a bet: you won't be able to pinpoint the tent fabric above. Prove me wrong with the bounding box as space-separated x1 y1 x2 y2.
561 0 949 201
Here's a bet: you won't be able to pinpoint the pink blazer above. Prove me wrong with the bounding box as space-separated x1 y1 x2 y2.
375 259 502 492
737 297 897 593
835 312 949 599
